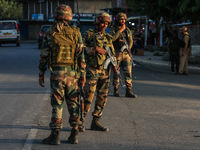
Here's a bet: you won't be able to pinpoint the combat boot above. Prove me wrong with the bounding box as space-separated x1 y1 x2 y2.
42 129 60 145
125 87 137 98
113 86 119 97
90 117 109 131
79 117 85 132
68 128 79 144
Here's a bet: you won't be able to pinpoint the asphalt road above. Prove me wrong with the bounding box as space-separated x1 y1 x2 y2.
0 43 200 150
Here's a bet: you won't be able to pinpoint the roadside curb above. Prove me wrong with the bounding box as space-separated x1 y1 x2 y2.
134 57 200 74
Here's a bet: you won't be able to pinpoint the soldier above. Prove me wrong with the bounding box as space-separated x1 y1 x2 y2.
80 12 115 132
178 26 191 75
38 4 86 144
168 30 180 74
109 12 137 98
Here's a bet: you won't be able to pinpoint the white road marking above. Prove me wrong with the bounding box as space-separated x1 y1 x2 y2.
22 90 49 150
22 128 38 150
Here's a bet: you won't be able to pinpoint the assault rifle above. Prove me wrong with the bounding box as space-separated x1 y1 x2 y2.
79 86 86 130
120 36 136 67
103 43 126 88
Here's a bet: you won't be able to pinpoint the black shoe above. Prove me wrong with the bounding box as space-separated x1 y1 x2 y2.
125 87 137 98
68 128 78 144
113 86 120 97
42 129 60 145
176 73 183 75
90 117 109 132
182 72 188 75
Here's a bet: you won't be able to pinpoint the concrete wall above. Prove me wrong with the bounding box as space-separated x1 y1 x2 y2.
191 45 200 56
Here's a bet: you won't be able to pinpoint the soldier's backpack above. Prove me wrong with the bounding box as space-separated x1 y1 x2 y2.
50 25 79 66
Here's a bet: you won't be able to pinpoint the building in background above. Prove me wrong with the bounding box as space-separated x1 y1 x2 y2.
15 0 126 40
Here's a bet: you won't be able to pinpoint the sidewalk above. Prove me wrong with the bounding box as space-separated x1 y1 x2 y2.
133 51 200 74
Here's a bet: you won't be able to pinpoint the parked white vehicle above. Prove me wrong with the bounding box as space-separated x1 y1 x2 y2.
0 20 20 46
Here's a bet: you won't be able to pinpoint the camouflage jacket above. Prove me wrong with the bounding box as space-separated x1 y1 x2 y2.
82 29 115 69
109 25 133 52
38 22 86 78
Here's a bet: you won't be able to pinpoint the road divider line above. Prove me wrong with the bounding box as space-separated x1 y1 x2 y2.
22 128 38 150
22 90 49 150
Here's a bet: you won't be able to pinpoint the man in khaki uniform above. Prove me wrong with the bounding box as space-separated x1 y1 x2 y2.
178 26 191 75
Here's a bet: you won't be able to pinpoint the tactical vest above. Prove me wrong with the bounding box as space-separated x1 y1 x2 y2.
114 27 130 51
50 25 79 66
85 29 114 68
180 34 191 48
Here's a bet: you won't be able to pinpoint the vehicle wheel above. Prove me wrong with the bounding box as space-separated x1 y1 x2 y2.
16 43 20 47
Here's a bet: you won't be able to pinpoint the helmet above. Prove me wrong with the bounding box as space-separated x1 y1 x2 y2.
53 4 73 21
94 12 111 25
116 13 127 21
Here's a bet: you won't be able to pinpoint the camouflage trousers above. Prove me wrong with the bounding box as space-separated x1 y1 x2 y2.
113 51 132 87
84 66 111 118
49 66 81 129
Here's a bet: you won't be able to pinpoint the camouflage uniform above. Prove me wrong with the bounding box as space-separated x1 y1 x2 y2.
81 13 114 132
38 4 86 144
83 29 114 117
109 13 137 97
110 25 133 87
38 22 86 128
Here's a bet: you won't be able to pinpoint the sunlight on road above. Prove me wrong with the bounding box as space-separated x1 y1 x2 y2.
136 80 200 90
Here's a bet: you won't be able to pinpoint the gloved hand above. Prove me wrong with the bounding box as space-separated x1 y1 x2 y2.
95 47 107 55
76 47 82 55
39 76 45 87
79 77 86 87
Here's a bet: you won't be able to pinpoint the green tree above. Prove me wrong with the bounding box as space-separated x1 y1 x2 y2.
0 0 23 20
126 0 200 24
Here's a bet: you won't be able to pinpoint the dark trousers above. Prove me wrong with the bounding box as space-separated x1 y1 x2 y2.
170 55 180 73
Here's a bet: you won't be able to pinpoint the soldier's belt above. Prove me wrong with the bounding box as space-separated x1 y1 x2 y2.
52 66 73 71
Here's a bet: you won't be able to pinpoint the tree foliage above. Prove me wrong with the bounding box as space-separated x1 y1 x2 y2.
126 0 200 24
0 0 23 20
